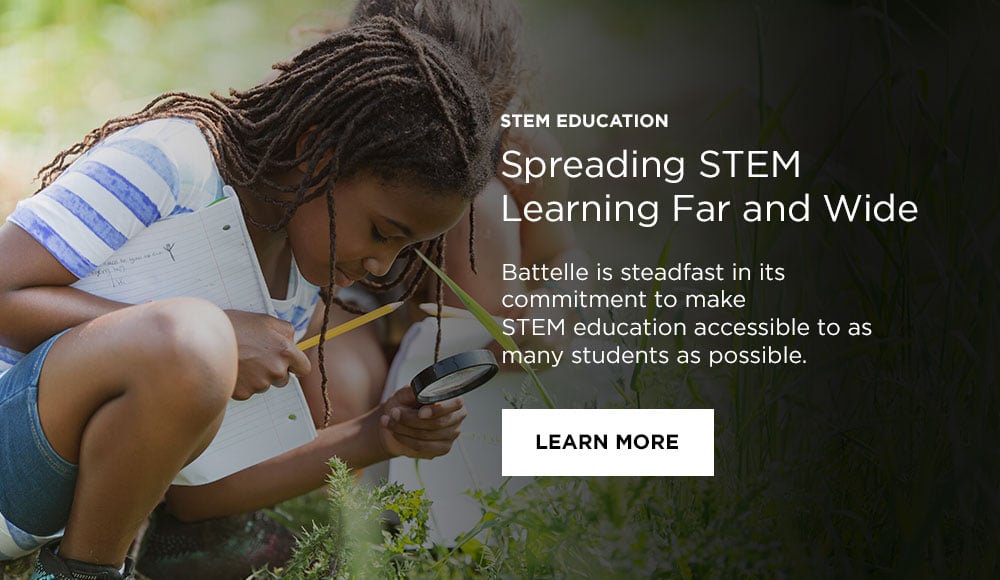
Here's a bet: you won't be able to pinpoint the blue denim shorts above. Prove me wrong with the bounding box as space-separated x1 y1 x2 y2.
0 331 77 538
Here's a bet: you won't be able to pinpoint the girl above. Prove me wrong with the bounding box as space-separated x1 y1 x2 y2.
0 17 494 580
318 0 591 427
140 3 591 577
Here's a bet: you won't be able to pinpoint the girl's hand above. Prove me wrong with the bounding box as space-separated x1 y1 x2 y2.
225 310 312 400
378 387 467 459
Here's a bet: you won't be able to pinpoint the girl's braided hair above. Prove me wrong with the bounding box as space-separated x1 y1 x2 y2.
35 17 496 424
350 0 525 126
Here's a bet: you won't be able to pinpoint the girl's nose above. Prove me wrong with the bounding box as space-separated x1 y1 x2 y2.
363 255 393 277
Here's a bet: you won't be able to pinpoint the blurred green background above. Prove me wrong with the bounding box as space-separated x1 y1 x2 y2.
0 0 354 215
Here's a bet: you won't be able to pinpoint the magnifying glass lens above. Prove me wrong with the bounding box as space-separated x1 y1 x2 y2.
412 350 499 403
420 365 494 398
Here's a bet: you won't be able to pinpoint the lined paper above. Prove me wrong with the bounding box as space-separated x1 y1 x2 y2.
72 195 317 485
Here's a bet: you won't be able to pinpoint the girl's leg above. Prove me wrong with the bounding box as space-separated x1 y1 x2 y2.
300 301 387 428
318 306 387 426
135 300 384 578
36 297 237 566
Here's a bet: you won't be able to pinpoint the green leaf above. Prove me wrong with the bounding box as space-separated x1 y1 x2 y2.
415 250 519 352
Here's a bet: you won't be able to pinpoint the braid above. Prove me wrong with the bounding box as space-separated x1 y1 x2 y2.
316 184 338 426
37 17 496 427
432 234 447 363
468 200 478 274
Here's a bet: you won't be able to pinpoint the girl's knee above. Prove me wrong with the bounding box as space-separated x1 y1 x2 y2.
128 298 237 415
325 356 384 424
34 299 237 465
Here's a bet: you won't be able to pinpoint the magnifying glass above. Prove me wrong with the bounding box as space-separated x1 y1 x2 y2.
411 349 499 404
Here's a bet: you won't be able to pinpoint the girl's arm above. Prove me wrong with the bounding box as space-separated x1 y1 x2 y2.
0 223 124 351
162 387 465 521
163 285 468 521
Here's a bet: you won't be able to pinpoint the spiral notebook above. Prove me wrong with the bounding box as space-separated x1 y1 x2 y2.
72 193 317 486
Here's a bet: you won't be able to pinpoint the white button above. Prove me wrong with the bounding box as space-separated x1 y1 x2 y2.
501 409 714 476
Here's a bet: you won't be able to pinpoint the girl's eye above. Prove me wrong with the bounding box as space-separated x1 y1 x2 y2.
371 225 390 244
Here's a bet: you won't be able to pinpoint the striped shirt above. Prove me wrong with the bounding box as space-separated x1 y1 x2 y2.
0 118 319 558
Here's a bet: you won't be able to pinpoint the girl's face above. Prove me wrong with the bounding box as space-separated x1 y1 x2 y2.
286 175 469 288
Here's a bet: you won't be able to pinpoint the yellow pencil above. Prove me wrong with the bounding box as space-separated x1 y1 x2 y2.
296 301 403 351
418 302 475 319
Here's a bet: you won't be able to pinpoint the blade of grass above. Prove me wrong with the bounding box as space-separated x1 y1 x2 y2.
629 230 674 404
415 250 555 409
